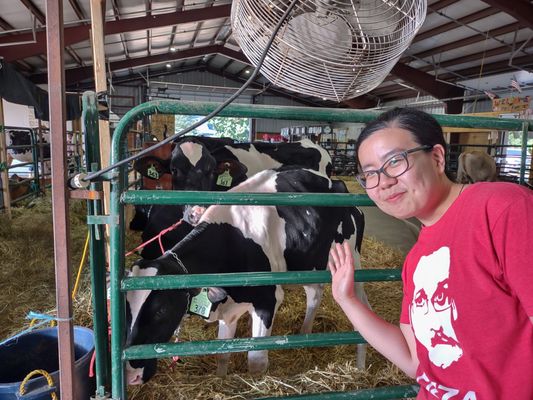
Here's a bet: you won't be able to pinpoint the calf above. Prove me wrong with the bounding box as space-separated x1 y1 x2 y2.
131 136 332 232
134 137 332 192
130 204 195 260
6 129 50 163
125 167 368 384
456 150 497 183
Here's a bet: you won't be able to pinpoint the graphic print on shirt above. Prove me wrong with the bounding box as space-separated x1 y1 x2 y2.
409 247 463 369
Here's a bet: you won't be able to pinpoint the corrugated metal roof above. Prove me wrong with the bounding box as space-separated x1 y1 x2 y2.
0 0 531 110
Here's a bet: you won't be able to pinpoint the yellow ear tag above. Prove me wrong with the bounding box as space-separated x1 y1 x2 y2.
189 288 212 318
216 170 233 187
147 164 159 180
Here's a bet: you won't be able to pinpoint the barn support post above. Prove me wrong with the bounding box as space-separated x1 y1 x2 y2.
83 91 111 397
99 100 533 399
0 97 12 218
45 0 76 399
90 0 113 268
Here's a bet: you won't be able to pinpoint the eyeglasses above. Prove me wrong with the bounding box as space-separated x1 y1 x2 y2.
356 145 432 189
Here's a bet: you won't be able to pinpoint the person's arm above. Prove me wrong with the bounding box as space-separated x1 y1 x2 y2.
329 241 419 378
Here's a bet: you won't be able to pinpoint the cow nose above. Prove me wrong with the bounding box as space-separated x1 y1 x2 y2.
126 363 144 385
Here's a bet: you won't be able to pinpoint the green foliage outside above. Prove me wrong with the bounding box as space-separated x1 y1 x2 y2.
508 131 533 149
174 114 250 141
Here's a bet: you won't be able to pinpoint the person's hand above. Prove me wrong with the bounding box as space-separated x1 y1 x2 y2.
328 241 357 304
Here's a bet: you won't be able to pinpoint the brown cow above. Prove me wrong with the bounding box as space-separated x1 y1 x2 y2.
456 150 497 183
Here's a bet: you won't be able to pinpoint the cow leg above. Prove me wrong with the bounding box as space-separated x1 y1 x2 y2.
215 301 250 376
248 286 284 374
216 318 239 376
300 283 325 334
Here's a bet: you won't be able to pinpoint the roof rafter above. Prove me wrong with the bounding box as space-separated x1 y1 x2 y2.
413 22 523 59
414 7 499 43
390 63 464 113
0 4 231 61
30 44 249 84
480 0 533 29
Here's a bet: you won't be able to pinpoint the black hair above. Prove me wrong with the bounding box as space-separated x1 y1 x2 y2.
355 107 451 176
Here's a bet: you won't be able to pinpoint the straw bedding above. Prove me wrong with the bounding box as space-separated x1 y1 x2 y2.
0 178 416 399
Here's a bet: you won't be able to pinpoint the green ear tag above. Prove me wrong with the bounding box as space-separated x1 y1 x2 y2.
147 164 159 179
216 170 233 187
189 288 212 318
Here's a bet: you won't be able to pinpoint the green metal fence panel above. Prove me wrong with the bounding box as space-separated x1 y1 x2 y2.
255 385 419 400
124 332 366 360
82 92 111 396
102 100 533 400
121 270 402 291
122 190 375 207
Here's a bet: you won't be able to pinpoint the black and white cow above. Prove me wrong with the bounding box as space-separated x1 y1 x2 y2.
132 136 333 227
125 167 368 384
134 137 332 192
131 205 195 260
6 129 50 163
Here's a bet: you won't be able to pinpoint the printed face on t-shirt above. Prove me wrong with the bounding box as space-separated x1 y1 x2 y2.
410 247 463 369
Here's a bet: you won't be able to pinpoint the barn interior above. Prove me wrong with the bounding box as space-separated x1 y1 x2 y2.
0 0 532 399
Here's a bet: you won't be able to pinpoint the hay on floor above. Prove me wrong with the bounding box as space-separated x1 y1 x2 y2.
0 186 415 399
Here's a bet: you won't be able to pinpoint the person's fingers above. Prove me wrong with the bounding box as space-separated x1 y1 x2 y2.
329 245 340 267
328 260 336 274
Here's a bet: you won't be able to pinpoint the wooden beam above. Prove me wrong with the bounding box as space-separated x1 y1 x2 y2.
90 0 111 264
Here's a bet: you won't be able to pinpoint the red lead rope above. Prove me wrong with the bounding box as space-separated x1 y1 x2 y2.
125 219 184 257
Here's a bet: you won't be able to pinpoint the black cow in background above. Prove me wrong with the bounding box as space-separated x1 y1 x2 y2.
125 167 368 385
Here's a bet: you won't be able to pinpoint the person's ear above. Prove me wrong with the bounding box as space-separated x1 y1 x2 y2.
431 144 446 172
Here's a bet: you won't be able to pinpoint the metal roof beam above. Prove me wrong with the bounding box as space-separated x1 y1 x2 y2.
414 7 499 43
480 0 533 29
437 53 533 80
428 0 461 13
342 97 379 109
0 4 231 61
390 63 464 113
414 22 523 59
19 0 46 25
419 40 533 72
30 44 248 84
67 0 86 20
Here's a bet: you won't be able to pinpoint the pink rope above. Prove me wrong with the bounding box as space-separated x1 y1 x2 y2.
125 219 184 257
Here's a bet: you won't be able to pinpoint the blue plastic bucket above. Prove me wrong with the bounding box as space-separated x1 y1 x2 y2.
0 326 95 400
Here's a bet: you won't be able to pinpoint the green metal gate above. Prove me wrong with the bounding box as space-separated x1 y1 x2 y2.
84 94 531 399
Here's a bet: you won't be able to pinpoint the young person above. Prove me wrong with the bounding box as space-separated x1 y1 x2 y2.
328 107 533 399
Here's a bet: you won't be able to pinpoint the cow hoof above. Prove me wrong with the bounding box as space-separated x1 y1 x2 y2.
248 360 268 375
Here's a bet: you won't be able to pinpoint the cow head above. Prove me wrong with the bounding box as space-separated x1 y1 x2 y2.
169 139 217 191
125 254 191 385
170 138 249 191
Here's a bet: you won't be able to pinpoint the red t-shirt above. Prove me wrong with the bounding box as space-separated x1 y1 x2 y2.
400 182 533 399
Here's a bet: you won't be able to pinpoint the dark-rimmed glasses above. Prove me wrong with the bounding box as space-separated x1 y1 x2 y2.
356 145 433 189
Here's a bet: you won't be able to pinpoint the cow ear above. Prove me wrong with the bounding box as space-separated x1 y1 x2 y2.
206 287 228 303
215 160 248 186
134 156 170 179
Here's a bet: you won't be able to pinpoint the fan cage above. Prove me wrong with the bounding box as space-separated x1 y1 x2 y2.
231 0 427 102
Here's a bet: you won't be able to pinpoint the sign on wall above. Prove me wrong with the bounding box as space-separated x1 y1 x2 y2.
492 96 531 113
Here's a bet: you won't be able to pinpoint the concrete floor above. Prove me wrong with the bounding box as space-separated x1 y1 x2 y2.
360 206 420 256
